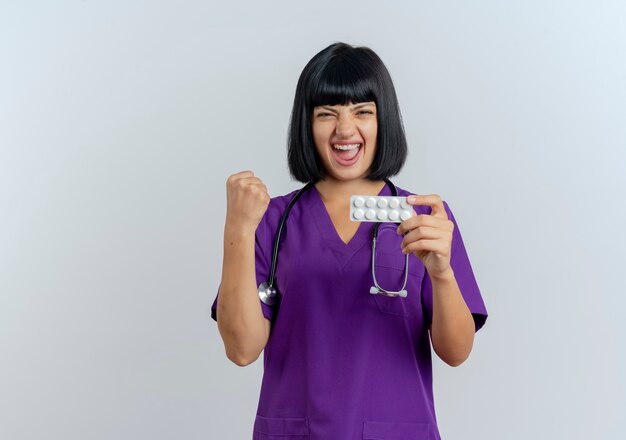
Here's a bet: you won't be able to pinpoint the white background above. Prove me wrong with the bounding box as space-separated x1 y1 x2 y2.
1 1 625 438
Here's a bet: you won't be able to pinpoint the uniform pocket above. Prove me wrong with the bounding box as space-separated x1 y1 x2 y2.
371 251 421 318
363 420 430 439
372 290 409 317
253 415 310 440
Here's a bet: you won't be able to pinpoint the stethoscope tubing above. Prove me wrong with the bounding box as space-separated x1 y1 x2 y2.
267 181 315 287
260 178 408 305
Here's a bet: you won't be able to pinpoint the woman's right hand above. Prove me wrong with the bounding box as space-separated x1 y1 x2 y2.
225 171 270 233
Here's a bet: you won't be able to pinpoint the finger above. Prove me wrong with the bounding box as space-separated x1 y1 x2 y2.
241 185 269 201
257 183 269 196
237 176 265 187
406 194 448 219
235 170 255 177
253 183 269 196
400 226 443 249
227 170 255 186
237 176 263 183
402 239 448 255
233 170 256 179
239 181 268 194
396 214 438 235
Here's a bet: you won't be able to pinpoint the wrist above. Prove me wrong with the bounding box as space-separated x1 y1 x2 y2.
224 223 257 244
430 267 455 284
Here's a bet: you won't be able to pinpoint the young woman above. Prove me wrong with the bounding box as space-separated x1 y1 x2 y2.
212 42 488 440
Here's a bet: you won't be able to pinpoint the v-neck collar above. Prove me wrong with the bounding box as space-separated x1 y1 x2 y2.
310 182 392 268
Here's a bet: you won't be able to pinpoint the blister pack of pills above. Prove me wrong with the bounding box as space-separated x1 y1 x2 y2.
350 195 414 223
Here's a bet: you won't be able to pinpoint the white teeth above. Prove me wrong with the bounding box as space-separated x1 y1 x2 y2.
333 143 361 150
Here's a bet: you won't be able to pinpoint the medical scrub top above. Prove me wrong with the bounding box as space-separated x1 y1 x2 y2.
211 183 488 440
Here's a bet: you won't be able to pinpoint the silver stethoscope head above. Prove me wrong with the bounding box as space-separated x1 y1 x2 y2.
258 282 279 306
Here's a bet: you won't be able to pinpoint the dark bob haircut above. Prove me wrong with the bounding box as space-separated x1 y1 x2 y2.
287 42 408 183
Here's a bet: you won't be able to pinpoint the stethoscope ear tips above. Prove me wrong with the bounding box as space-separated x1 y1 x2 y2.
258 282 279 306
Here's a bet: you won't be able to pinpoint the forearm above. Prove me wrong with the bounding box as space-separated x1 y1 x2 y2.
429 268 475 367
216 226 269 365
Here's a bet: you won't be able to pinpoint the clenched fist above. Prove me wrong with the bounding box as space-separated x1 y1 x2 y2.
225 171 270 233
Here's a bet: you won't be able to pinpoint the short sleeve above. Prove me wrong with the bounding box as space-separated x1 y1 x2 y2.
421 200 488 332
210 215 276 324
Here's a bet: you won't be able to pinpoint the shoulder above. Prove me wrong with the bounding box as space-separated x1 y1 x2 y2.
255 186 304 245
264 188 301 223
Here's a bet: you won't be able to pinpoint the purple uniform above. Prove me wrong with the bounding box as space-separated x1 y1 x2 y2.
212 183 488 440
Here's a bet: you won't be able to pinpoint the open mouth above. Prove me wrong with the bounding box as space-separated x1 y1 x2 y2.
331 143 362 166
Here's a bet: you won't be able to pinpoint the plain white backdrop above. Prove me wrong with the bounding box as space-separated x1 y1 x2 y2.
1 1 625 439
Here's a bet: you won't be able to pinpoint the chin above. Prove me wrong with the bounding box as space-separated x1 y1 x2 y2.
326 167 369 182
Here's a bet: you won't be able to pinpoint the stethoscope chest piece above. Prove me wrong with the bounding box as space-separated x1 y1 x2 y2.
258 281 279 306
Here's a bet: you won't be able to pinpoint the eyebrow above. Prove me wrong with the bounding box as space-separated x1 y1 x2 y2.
318 102 375 112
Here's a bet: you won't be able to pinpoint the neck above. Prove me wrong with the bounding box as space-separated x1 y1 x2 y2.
315 177 387 203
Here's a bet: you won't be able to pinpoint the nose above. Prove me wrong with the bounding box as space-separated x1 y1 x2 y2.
335 114 356 138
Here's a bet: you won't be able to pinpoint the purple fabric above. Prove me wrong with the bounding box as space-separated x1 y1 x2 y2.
212 183 488 440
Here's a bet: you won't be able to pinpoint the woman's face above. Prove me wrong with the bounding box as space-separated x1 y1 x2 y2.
311 101 378 182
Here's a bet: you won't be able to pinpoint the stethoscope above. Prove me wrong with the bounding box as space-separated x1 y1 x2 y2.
258 179 410 306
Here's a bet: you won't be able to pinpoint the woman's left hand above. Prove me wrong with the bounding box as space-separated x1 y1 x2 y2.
396 194 454 280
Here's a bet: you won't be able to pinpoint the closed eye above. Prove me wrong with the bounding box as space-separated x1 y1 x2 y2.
316 112 334 118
